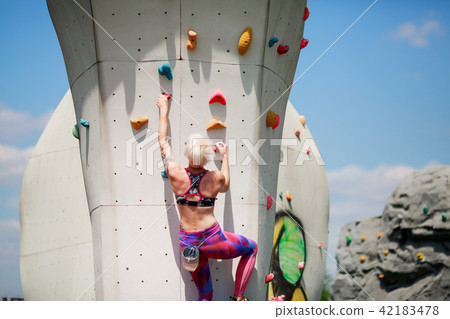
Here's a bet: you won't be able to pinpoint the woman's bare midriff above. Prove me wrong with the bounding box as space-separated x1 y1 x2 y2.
177 204 217 231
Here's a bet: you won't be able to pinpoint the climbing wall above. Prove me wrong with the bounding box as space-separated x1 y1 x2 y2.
20 0 328 300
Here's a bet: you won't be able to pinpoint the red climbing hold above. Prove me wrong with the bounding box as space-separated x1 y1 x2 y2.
298 261 305 270
267 195 273 210
277 45 289 55
318 241 323 248
209 91 226 105
306 147 311 155
272 114 280 130
304 6 310 21
270 295 285 301
162 92 172 100
265 273 274 283
300 38 309 49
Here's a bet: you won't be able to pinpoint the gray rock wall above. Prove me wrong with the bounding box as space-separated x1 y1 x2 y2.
330 166 450 301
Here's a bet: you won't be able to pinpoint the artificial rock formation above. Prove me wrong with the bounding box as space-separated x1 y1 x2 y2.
330 166 450 301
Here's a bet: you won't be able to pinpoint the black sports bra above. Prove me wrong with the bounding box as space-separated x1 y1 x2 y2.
175 169 217 207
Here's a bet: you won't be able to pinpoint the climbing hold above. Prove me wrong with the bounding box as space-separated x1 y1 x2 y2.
161 170 168 178
423 205 429 214
206 119 226 130
384 249 389 256
318 241 323 248
266 110 277 127
279 192 283 200
285 191 292 202
272 114 280 130
158 63 173 80
294 127 300 138
417 253 424 260
162 92 172 100
303 6 310 21
270 295 285 301
72 124 80 139
80 119 90 128
130 117 148 130
378 274 385 279
277 44 289 55
398 213 403 220
345 235 352 245
298 261 305 270
238 27 252 55
299 115 306 127
361 236 366 242
442 213 448 222
187 29 197 50
265 273 274 284
306 147 311 155
300 38 309 49
269 37 279 47
377 232 383 239
360 255 366 263
267 195 273 210
209 91 226 105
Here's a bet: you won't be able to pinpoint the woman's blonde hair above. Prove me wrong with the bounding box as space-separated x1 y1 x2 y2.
184 133 214 167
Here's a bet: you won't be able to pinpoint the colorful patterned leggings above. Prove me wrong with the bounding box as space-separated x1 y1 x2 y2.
179 222 258 301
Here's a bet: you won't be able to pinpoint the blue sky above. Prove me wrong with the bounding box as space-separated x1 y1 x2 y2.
0 0 449 298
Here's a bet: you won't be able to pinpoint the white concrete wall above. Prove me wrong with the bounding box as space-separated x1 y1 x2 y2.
19 0 329 300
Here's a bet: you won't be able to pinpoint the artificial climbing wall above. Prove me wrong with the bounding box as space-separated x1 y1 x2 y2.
38 0 319 300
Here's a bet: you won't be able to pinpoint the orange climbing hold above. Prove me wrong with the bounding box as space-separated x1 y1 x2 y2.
417 253 424 260
360 255 366 263
265 273 274 283
300 38 309 49
286 191 292 202
379 274 385 279
130 117 148 130
187 29 197 50
294 127 300 138
377 232 383 239
206 119 226 130
267 195 273 210
277 44 289 55
209 91 226 105
238 27 252 55
266 110 277 127
361 236 366 242
304 6 310 21
299 115 306 127
384 249 389 256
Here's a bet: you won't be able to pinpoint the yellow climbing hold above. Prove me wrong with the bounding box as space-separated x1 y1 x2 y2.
130 117 149 130
299 115 306 127
266 110 277 127
187 29 197 50
417 253 424 260
206 119 226 130
238 27 252 55
360 255 366 263
378 232 383 239
384 249 389 256
361 236 366 242
286 191 292 202
379 274 385 279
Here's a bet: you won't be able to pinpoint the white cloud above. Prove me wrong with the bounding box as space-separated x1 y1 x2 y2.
0 103 52 144
0 144 34 186
391 20 445 47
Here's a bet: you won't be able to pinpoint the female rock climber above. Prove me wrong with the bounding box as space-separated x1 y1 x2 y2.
156 94 257 301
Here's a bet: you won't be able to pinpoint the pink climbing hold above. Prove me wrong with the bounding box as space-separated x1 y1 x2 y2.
270 295 285 301
306 147 311 155
272 114 280 130
162 92 172 100
209 91 226 105
298 261 305 270
304 6 310 21
277 45 289 55
300 38 309 49
265 273 274 283
267 195 273 210
318 241 323 248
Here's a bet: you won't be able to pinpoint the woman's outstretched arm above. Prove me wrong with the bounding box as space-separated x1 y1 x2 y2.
157 94 178 174
218 143 230 193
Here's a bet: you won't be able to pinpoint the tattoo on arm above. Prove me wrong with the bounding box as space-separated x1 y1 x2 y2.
160 142 175 172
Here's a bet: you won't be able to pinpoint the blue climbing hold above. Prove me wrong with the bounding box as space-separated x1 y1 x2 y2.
80 119 90 128
269 37 279 47
161 170 168 178
158 63 173 80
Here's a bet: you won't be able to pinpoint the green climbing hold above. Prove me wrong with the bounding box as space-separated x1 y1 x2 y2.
72 124 80 139
279 192 283 200
423 205 429 214
442 213 447 222
345 235 352 245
